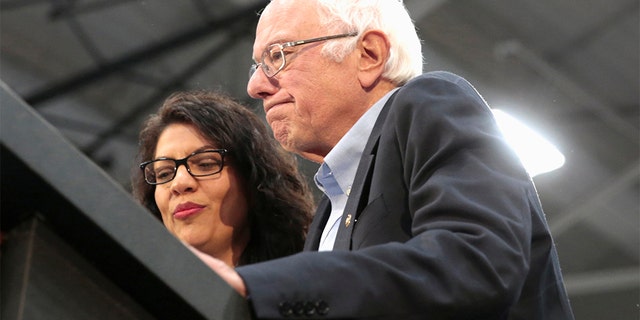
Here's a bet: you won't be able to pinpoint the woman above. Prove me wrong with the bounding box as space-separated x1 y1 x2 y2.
132 90 314 267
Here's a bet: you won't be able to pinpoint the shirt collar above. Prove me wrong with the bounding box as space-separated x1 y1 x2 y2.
315 88 399 196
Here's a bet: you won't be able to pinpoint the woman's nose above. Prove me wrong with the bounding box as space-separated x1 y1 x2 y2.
169 165 196 194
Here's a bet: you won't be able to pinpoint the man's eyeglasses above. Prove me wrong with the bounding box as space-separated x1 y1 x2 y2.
249 32 358 78
140 149 228 185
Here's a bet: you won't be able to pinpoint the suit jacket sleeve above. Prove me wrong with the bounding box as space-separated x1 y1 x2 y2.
236 72 572 319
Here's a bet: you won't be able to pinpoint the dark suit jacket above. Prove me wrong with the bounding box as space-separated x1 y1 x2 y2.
237 71 574 319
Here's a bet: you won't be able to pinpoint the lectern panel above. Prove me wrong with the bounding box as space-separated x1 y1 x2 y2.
0 81 250 320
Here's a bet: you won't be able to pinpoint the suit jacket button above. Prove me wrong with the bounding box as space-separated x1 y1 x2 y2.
278 302 293 317
303 301 316 316
316 300 329 315
293 301 305 316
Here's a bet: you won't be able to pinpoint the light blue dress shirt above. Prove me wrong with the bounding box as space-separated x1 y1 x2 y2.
315 89 398 251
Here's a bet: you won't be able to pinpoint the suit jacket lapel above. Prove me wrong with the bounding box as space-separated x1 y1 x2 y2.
332 149 377 250
332 95 395 250
303 196 331 251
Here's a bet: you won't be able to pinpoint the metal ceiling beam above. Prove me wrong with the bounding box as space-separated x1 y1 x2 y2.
563 266 639 296
24 0 268 107
549 159 640 236
0 0 48 10
404 0 447 21
495 40 638 142
48 0 139 19
546 0 639 63
81 22 253 157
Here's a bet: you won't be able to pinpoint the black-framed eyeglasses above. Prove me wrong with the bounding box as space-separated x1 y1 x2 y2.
249 32 358 78
140 149 228 185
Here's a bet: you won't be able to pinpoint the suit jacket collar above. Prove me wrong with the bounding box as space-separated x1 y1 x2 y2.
304 196 330 251
304 90 398 251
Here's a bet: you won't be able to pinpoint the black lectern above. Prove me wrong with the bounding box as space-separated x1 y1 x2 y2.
0 81 251 320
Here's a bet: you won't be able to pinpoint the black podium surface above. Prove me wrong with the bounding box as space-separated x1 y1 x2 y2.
0 81 251 320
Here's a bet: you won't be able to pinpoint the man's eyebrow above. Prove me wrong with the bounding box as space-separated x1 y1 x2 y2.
251 38 287 61
266 38 290 46
252 32 299 56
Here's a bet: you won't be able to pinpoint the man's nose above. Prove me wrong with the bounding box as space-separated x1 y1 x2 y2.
247 66 275 99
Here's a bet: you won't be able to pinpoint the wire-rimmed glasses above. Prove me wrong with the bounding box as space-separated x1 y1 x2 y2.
249 32 358 78
140 149 228 185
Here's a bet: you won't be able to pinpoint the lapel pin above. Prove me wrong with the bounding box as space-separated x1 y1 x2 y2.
345 214 352 228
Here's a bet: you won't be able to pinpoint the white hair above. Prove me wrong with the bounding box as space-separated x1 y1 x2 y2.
316 0 424 85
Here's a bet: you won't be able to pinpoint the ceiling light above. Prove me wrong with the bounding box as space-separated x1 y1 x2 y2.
492 109 565 177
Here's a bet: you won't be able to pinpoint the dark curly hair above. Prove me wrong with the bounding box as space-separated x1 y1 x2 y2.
132 90 314 265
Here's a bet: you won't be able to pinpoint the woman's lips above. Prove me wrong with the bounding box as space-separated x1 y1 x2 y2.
173 202 205 220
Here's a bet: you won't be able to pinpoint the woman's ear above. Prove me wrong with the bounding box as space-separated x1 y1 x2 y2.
356 30 390 88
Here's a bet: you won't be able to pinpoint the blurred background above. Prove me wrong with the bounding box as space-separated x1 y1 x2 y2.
1 1 638 319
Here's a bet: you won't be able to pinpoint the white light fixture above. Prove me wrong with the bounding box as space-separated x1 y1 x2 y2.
492 109 565 177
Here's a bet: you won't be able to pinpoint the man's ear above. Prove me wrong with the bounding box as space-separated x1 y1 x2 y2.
356 30 390 88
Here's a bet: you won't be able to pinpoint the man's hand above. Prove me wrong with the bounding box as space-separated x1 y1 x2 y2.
187 246 248 297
